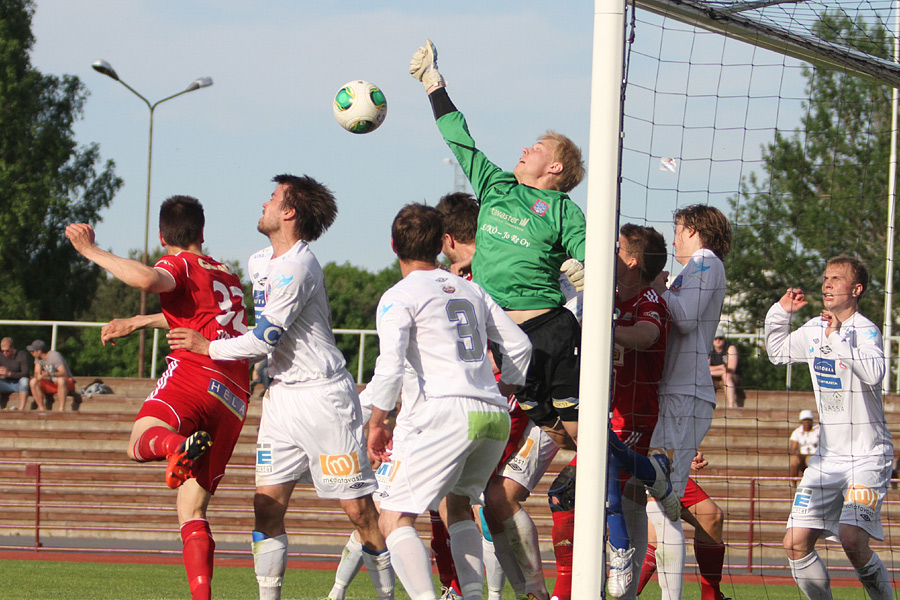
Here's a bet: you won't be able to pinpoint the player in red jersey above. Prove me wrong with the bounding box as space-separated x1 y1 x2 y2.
66 196 250 600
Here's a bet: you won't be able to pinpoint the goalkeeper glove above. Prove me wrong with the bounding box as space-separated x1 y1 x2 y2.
561 258 585 292
409 38 445 91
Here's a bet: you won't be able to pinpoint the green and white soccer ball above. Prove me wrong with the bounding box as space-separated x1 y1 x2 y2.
333 80 387 134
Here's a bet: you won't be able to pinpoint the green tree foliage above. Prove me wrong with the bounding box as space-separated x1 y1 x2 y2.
727 13 892 332
0 0 122 321
324 260 401 382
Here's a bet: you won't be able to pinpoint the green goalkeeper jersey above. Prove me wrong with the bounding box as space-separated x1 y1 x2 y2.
437 110 586 310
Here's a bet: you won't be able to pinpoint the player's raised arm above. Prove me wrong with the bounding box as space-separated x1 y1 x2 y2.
101 314 168 346
66 223 176 294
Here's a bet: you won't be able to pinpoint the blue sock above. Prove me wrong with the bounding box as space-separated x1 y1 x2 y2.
608 429 655 488
606 454 630 551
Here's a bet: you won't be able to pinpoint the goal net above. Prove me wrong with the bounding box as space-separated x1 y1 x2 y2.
618 0 900 590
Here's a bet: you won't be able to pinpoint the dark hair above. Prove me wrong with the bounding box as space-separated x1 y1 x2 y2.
620 223 667 283
159 195 204 248
392 203 444 263
826 256 869 297
273 174 337 241
435 192 479 244
674 204 732 260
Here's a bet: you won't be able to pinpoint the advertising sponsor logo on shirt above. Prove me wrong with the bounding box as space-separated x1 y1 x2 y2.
791 488 812 515
320 452 365 484
813 357 836 375
256 443 273 474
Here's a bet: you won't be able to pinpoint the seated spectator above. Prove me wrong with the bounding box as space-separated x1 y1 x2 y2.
789 409 819 480
27 340 75 412
709 332 745 407
0 338 30 410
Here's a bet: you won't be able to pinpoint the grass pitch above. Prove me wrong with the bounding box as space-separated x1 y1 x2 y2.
0 559 871 599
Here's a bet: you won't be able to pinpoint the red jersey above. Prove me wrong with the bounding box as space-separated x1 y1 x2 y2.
156 252 250 391
611 287 668 432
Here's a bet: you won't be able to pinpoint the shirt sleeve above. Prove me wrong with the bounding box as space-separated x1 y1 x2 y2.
764 303 809 366
483 291 532 386
827 318 885 386
559 198 587 263
364 291 414 413
436 111 509 202
664 255 724 334
210 259 314 363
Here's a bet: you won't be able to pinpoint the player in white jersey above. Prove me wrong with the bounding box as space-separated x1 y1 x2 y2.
766 256 893 600
622 205 731 600
365 203 532 600
168 174 393 600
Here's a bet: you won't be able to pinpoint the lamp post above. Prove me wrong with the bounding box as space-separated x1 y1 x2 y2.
91 59 213 378
442 157 466 192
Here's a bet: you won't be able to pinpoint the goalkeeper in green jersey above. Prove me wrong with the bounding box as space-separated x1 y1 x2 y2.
410 39 586 449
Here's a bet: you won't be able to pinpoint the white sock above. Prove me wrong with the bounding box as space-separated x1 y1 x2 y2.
491 529 527 596
483 537 506 600
619 485 647 600
503 509 548 600
386 526 437 600
856 552 892 600
329 531 364 600
647 499 684 600
252 532 287 600
789 551 832 600
449 520 485 600
362 545 395 600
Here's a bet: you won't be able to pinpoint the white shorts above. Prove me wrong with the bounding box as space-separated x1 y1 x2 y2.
255 371 377 499
788 454 892 541
649 394 713 497
376 396 509 514
499 420 560 496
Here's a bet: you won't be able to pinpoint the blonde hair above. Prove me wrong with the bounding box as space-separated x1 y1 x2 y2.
539 130 585 193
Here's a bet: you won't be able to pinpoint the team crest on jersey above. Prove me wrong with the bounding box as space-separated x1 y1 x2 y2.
442 285 456 294
531 200 549 216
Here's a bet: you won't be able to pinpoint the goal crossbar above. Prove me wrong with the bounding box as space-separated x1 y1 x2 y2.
633 0 900 87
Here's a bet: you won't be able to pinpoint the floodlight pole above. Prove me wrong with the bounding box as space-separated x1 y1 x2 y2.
91 60 212 378
885 5 899 394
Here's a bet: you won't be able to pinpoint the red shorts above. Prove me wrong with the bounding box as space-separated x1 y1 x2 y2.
680 477 709 509
38 378 75 395
138 358 248 494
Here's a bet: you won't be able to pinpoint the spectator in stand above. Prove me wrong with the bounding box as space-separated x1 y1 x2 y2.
0 338 30 411
27 340 75 412
708 331 744 408
250 357 271 396
789 410 820 481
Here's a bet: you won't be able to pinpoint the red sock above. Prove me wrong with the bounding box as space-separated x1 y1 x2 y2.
181 519 215 600
551 508 574 600
430 510 460 593
695 540 726 600
637 543 657 594
132 426 183 462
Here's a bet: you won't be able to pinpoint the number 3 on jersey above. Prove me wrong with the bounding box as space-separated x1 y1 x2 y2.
446 298 484 362
213 280 248 334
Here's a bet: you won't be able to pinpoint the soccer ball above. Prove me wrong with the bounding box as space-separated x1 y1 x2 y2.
333 80 387 134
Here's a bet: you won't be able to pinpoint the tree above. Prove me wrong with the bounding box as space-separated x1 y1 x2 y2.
0 0 122 321
324 260 401 381
727 13 893 332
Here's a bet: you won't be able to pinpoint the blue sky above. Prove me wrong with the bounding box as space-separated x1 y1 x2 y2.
30 1 807 274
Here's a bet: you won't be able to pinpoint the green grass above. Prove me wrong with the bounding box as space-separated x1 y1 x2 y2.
0 559 876 600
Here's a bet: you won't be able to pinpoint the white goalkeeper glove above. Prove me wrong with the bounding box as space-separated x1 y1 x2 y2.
409 38 445 91
561 258 585 292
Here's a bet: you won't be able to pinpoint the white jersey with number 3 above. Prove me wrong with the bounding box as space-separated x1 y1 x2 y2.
364 269 531 414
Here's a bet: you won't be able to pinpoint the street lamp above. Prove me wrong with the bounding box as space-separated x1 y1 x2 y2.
91 59 213 378
443 157 466 192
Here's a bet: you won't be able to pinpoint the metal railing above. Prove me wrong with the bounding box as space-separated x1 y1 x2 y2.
4 460 900 575
0 319 376 383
